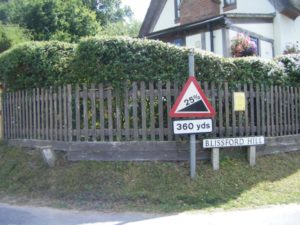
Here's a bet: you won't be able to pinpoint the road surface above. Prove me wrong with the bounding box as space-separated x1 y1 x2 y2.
0 203 300 225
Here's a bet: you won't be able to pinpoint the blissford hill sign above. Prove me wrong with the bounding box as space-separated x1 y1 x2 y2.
203 136 265 148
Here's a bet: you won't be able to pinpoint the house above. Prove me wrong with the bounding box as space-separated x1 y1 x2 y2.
139 0 300 58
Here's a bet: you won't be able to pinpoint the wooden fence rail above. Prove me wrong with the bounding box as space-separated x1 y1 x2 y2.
3 82 300 142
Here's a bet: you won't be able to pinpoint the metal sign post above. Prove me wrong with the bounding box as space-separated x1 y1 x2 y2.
188 52 196 179
169 52 215 179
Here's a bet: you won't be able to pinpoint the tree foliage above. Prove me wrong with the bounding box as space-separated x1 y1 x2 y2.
0 28 11 53
81 0 133 25
0 0 100 42
0 0 132 42
0 23 31 53
101 20 141 37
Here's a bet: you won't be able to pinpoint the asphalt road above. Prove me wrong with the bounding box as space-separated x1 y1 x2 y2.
0 203 300 225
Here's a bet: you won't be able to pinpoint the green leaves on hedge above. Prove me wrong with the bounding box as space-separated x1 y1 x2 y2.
0 36 298 91
0 41 76 90
275 54 300 84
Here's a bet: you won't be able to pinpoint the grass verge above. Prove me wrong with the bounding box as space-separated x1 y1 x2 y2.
0 143 300 212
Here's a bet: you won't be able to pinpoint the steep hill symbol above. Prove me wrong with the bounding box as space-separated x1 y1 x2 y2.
178 99 208 112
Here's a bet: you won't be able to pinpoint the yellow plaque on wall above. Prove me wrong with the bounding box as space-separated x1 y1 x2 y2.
234 92 246 111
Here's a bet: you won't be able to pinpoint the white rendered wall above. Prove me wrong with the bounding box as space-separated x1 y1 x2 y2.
296 17 300 48
213 29 223 56
186 33 203 52
273 13 300 55
228 29 238 57
186 30 224 56
229 29 238 41
274 13 300 55
153 0 178 32
220 0 275 14
205 32 211 52
260 40 273 59
234 23 274 39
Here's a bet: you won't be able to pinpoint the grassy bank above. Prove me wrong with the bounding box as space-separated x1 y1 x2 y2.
0 143 300 212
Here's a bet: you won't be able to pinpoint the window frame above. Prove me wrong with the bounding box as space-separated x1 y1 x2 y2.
250 36 260 56
223 0 237 11
174 0 181 22
224 0 236 7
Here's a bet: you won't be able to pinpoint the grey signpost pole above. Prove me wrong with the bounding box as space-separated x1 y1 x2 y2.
189 52 196 179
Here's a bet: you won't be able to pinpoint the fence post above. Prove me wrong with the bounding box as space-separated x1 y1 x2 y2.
0 84 3 140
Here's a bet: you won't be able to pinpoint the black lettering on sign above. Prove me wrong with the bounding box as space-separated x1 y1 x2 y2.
176 123 182 130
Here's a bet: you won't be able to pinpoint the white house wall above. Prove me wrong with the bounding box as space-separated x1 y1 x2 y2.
273 14 300 55
153 0 178 32
205 32 211 51
186 30 224 55
186 34 203 51
296 17 300 48
221 0 275 14
152 0 300 57
213 29 223 56
260 40 273 59
234 23 274 39
185 28 276 58
229 29 238 41
229 29 238 56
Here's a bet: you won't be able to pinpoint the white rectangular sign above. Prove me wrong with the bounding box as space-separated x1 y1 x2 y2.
203 136 265 148
173 119 212 134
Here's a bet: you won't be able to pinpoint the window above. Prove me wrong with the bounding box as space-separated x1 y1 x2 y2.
224 0 236 7
171 38 184 47
223 0 236 11
250 36 260 55
174 0 182 21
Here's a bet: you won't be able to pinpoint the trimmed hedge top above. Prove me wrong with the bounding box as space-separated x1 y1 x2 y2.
0 41 76 90
0 36 298 90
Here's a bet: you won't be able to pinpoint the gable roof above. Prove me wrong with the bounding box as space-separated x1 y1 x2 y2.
138 0 167 37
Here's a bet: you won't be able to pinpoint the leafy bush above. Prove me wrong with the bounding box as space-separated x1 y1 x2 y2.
72 36 191 85
275 54 300 85
0 41 76 91
0 36 297 91
0 23 31 54
0 0 100 42
283 42 300 55
72 37 285 86
229 57 285 85
0 24 31 46
0 28 11 53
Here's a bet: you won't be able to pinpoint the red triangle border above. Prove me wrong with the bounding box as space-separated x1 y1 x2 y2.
169 77 216 118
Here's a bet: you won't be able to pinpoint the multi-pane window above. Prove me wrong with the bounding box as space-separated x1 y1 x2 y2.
224 0 236 7
175 0 182 20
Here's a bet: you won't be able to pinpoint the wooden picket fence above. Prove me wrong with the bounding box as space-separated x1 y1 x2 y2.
3 81 300 142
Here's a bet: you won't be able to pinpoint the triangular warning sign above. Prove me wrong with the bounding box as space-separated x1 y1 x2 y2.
169 77 216 118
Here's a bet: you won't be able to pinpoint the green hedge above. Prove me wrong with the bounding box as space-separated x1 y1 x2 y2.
72 37 285 86
0 36 298 91
0 41 75 90
275 54 300 85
